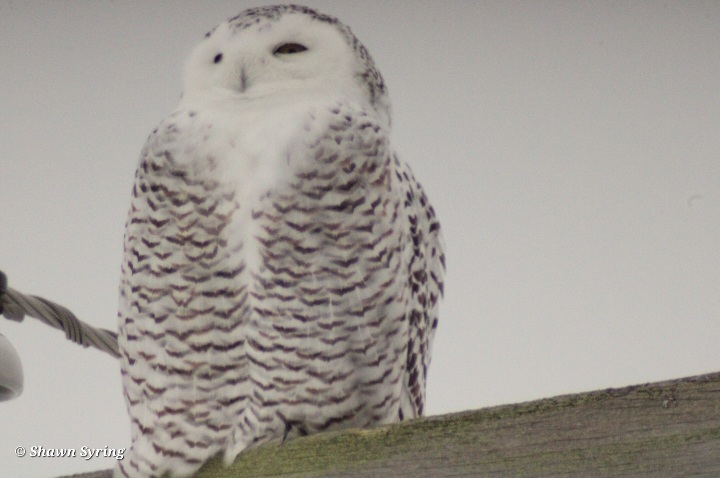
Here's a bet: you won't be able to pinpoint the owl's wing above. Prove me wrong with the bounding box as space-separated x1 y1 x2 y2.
117 116 249 476
396 155 445 419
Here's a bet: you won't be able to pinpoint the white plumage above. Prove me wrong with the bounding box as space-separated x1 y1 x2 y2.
116 5 444 477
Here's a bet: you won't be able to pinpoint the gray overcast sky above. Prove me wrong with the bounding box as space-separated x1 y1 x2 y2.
1 1 719 476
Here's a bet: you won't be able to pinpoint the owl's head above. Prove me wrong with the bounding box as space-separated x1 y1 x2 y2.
182 5 390 124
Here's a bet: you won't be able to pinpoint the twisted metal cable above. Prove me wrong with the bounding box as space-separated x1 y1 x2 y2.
0 270 120 359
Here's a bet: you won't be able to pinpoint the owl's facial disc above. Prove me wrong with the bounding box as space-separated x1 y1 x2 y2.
182 13 357 101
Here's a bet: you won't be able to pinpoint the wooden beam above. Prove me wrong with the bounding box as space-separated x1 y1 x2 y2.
61 370 720 477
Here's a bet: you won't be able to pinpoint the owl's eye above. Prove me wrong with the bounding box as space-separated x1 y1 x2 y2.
273 43 308 55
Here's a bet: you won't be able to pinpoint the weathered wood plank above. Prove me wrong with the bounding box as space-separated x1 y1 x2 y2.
61 370 720 477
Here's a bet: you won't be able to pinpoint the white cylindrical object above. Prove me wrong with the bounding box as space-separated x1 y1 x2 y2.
0 333 23 401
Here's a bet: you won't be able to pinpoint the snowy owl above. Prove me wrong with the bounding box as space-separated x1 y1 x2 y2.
117 5 444 477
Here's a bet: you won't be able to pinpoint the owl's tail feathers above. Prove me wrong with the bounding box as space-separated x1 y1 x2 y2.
0 270 120 359
224 430 249 467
